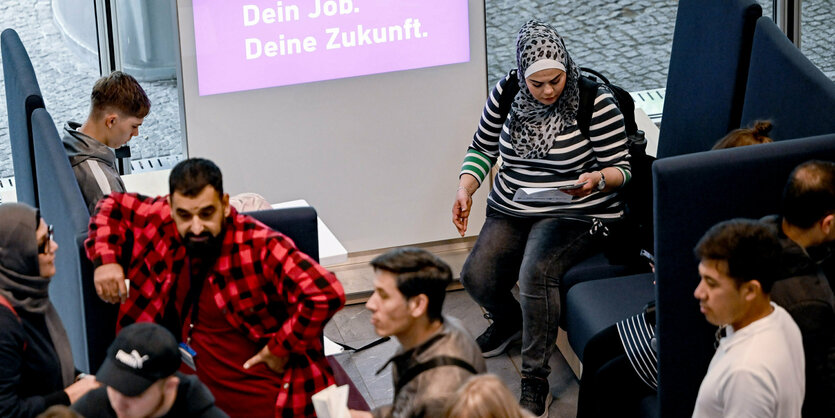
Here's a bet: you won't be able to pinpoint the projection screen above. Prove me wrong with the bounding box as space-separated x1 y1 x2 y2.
175 0 488 253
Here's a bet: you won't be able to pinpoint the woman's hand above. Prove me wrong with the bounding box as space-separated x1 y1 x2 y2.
562 172 601 198
452 188 473 236
452 175 480 236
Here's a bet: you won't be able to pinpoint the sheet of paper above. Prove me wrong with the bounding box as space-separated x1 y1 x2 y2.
513 187 574 203
312 384 350 418
122 169 172 197
634 107 660 158
324 335 345 356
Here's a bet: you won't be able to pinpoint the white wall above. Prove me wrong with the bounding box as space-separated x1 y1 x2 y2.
174 0 488 252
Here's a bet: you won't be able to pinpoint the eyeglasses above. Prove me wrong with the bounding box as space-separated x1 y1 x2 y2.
39 224 54 255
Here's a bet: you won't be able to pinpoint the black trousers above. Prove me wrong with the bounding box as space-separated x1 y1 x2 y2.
576 324 655 418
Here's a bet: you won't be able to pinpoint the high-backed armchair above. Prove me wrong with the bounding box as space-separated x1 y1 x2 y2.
740 17 835 140
656 0 762 158
653 133 835 417
2 28 45 206
31 107 110 372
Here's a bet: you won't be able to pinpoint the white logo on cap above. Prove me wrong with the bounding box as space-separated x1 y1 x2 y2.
115 349 150 369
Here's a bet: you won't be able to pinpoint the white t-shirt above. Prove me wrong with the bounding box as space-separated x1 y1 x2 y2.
692 303 805 418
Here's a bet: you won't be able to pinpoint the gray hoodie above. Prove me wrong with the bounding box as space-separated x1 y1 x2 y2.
62 122 125 214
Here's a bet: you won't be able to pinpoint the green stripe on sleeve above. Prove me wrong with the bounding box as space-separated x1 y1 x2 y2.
460 149 493 183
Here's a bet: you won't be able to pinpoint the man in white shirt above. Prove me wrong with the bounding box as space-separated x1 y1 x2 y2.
692 219 805 418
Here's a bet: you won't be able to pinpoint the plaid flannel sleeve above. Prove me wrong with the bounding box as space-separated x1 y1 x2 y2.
263 236 346 358
84 192 160 267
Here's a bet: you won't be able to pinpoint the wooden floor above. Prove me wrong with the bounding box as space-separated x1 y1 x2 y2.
324 288 580 417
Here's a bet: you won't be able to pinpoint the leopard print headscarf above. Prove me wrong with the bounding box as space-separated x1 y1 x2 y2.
509 20 581 159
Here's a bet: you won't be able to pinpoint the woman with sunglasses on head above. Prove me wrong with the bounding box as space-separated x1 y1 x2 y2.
0 203 99 417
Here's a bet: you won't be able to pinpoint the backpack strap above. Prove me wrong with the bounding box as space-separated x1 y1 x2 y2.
0 293 19 319
0 294 26 351
394 356 478 395
577 75 601 138
500 70 521 115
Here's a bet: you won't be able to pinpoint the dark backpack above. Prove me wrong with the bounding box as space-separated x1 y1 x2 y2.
576 67 655 261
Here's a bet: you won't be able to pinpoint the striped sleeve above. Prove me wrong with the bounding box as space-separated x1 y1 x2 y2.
589 87 632 185
459 71 515 184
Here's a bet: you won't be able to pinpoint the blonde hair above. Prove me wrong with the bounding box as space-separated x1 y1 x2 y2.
712 120 773 150
444 374 533 418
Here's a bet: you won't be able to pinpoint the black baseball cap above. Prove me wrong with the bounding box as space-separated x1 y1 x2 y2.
96 322 182 396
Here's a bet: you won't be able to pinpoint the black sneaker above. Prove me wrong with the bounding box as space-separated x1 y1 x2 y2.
476 314 522 358
520 376 552 418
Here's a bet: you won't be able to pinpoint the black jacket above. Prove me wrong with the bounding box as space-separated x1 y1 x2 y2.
763 215 835 418
0 307 70 418
72 372 228 418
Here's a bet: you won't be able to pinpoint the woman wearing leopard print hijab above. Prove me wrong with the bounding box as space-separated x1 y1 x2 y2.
452 20 632 417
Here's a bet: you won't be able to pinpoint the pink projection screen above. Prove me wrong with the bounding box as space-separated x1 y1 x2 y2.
192 0 471 96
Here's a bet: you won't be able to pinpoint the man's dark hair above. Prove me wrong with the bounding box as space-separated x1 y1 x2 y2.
695 219 783 293
90 71 151 118
782 160 835 229
169 158 224 197
370 247 452 321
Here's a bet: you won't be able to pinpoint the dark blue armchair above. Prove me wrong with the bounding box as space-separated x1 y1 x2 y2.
2 28 45 206
656 0 762 158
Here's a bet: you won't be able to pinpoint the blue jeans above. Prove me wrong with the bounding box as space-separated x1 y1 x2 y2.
461 208 602 379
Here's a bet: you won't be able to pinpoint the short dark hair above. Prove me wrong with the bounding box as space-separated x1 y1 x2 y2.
90 71 151 119
781 160 835 229
169 158 224 198
370 247 452 321
695 219 782 293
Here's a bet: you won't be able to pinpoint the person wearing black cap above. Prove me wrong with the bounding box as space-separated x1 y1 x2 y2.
71 322 226 418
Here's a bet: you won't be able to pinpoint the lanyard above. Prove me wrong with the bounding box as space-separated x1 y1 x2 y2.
182 256 208 344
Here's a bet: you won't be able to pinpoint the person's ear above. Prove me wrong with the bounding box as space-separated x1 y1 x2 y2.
408 294 429 318
163 375 179 395
222 193 231 217
742 280 763 302
105 113 118 129
820 214 835 236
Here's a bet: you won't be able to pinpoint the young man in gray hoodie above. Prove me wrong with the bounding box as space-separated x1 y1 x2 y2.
352 247 486 418
62 71 150 213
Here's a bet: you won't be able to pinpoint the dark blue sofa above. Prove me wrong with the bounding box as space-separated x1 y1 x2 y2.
31 107 109 372
653 133 835 417
559 0 765 307
2 28 45 206
739 17 835 140
656 0 762 158
567 133 835 417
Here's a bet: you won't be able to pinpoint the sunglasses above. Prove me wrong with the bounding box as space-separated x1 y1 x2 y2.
39 224 54 255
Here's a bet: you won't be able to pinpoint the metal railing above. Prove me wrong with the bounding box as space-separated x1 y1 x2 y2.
773 0 802 47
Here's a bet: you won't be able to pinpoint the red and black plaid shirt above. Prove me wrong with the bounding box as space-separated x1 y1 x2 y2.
85 193 346 417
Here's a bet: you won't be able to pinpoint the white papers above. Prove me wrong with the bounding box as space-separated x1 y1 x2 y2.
121 169 171 197
512 187 574 203
312 384 350 418
634 107 660 158
324 335 345 356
